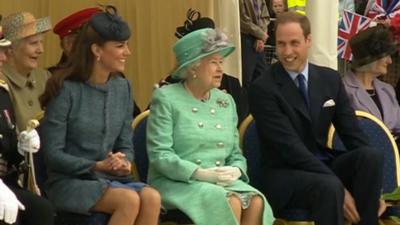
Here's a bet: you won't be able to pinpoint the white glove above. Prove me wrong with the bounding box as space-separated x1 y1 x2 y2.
214 166 241 187
193 168 219 183
17 129 40 155
0 179 25 224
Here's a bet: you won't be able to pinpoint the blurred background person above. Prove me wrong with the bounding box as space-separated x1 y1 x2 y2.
266 0 288 64
48 7 100 74
239 0 270 89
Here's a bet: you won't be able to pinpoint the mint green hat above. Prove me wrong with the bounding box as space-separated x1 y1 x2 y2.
172 28 235 79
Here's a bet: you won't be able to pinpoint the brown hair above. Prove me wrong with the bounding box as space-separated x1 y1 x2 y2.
275 11 311 38
40 23 107 108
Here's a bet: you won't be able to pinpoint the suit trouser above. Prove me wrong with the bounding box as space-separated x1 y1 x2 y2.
263 147 383 225
240 33 267 89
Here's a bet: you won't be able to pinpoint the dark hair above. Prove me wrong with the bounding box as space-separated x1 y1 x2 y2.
40 23 107 108
275 11 310 38
40 5 128 108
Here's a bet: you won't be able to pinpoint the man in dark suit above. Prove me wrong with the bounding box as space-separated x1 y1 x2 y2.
248 11 384 225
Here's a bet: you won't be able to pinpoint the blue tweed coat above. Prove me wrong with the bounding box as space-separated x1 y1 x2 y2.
41 76 135 214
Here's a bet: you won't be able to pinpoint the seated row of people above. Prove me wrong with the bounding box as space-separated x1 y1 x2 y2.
0 5 397 225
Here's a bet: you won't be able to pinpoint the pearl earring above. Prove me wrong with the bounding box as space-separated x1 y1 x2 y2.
193 74 197 79
96 56 100 61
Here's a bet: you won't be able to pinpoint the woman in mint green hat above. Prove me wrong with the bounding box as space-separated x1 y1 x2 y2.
147 28 274 225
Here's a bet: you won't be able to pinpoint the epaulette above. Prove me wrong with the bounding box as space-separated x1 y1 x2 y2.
0 78 9 92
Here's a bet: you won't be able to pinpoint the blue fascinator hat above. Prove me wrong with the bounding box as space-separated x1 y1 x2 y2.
89 5 130 41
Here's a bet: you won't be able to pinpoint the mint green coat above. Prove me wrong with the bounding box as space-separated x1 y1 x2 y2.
147 83 274 225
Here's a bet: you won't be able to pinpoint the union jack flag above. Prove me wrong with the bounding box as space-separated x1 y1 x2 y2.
338 10 372 61
366 0 400 19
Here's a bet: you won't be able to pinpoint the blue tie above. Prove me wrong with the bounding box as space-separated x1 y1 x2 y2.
297 74 309 108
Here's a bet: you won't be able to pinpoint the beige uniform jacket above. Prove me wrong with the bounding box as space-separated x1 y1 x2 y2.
2 64 50 131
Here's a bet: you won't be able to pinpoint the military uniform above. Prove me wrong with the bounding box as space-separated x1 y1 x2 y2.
1 64 50 131
0 75 19 180
0 73 54 225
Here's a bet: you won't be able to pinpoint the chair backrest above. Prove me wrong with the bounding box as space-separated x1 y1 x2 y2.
239 115 313 222
326 110 400 194
239 115 264 190
131 110 150 182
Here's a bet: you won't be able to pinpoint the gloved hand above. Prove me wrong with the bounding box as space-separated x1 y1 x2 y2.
0 179 25 224
214 166 241 187
193 168 219 183
17 129 40 155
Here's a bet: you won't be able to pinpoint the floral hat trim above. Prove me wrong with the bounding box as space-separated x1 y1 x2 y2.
172 28 235 79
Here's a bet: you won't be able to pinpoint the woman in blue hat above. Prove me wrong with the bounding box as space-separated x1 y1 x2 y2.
40 6 160 225
147 28 274 225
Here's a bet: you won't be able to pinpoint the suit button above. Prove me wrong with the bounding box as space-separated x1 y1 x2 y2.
198 122 204 128
192 107 198 113
210 108 216 115
195 159 202 165
215 124 222 129
215 161 221 166
217 142 224 148
28 100 33 106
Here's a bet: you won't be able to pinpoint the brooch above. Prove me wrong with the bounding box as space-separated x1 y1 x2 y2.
216 98 229 108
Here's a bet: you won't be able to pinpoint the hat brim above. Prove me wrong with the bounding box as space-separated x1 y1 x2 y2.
351 43 397 68
14 17 52 41
171 45 235 79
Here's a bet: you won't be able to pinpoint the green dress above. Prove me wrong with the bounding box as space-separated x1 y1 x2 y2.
147 83 274 225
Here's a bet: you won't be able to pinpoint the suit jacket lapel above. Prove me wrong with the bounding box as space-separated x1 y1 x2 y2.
273 63 311 122
308 64 324 125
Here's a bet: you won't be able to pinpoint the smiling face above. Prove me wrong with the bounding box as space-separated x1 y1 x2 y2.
95 40 131 73
11 33 44 74
191 53 224 90
276 22 311 73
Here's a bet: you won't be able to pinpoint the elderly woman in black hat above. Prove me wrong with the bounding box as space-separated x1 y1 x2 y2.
39 6 160 225
343 25 400 135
